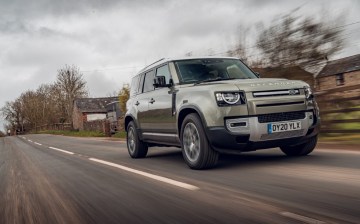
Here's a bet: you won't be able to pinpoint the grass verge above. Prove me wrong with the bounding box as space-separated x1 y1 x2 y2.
112 131 127 138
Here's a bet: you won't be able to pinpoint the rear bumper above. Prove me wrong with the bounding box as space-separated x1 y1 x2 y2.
206 112 320 154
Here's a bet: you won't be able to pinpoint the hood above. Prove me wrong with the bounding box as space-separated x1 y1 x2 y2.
234 78 308 92
196 78 309 92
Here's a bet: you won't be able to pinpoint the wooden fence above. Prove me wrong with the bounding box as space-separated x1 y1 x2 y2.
36 123 72 131
315 84 360 134
35 121 111 136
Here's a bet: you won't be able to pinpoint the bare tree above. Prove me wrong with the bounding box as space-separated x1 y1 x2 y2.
36 84 62 125
1 65 88 132
20 90 44 129
55 65 88 124
256 13 344 70
1 99 24 132
1 102 17 128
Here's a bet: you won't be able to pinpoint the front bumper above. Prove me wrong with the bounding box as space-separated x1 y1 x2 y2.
206 111 320 153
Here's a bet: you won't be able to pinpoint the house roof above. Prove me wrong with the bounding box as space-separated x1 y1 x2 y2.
317 54 360 78
74 97 118 113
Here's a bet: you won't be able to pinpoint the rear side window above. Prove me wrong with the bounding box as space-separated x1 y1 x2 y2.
143 70 155 93
137 73 145 93
130 75 140 97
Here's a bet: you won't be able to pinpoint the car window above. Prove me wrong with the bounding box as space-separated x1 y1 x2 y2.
175 59 258 84
143 70 155 93
156 64 171 84
137 73 145 93
130 75 139 96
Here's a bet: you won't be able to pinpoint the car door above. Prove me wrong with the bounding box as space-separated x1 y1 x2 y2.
143 64 177 143
136 70 155 132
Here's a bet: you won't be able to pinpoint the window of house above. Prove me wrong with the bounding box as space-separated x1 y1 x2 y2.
336 73 344 86
143 70 155 93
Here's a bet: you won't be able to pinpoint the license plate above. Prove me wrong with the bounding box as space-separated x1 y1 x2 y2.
268 121 301 133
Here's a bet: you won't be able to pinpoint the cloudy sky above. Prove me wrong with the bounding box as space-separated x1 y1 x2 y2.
1 0 360 131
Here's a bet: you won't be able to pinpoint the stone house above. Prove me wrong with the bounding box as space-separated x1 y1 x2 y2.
73 97 118 131
316 54 360 91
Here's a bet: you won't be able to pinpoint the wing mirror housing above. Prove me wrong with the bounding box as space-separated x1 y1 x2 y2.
153 76 173 88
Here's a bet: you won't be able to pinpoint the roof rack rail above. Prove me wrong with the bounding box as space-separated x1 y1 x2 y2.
140 58 165 72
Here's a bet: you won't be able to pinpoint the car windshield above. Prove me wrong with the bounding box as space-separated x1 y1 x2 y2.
175 59 258 84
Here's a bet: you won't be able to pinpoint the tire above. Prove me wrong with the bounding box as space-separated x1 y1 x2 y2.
180 113 219 169
280 135 318 156
127 121 148 158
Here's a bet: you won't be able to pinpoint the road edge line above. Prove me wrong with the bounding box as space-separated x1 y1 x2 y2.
89 158 199 191
49 146 75 155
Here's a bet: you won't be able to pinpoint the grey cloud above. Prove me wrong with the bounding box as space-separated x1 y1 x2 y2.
0 0 167 21
85 71 124 97
0 19 30 34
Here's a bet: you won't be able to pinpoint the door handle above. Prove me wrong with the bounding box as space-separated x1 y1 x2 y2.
135 101 140 106
149 98 155 104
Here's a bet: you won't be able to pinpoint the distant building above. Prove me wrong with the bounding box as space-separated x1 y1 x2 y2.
73 97 118 131
252 66 315 89
316 54 360 91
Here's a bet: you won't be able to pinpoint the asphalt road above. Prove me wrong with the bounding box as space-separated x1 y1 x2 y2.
0 134 359 224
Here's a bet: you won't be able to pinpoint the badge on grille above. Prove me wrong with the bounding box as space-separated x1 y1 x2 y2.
289 89 298 95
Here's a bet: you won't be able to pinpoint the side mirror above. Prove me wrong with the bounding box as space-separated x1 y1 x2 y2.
153 76 173 88
153 76 166 88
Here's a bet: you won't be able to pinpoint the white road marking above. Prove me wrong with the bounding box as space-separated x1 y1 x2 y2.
89 158 200 191
280 212 325 224
49 146 74 155
34 142 42 146
28 140 33 142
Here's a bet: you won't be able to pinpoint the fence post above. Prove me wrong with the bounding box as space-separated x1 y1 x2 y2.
104 120 111 137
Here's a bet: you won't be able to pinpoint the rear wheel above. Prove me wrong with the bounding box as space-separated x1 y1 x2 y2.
181 113 219 169
127 121 148 158
280 135 318 156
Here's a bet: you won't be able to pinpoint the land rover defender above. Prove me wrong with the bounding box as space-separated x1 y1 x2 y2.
125 57 320 169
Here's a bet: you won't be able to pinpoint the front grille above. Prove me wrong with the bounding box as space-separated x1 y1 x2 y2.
258 111 306 123
253 89 300 97
260 129 305 141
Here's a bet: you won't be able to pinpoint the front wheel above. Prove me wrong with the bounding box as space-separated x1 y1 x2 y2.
280 135 318 156
181 113 219 169
127 121 148 158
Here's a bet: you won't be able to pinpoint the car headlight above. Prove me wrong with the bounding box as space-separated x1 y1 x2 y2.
304 86 313 100
215 92 246 106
